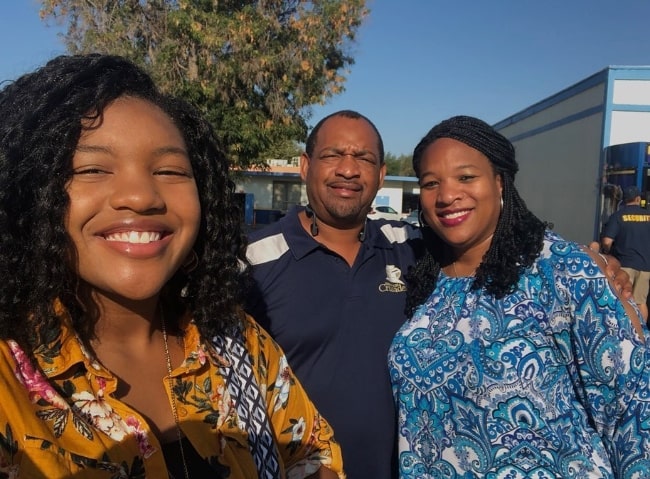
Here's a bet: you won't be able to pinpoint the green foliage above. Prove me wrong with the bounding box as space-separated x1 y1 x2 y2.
40 0 367 169
263 140 303 162
384 152 415 177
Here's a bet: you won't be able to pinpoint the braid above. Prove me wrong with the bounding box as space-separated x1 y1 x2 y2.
405 228 443 316
474 173 547 296
406 116 548 317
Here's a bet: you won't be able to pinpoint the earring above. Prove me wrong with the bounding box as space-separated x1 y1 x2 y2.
305 204 319 237
181 250 199 274
418 209 427 227
500 197 504 210
359 218 367 242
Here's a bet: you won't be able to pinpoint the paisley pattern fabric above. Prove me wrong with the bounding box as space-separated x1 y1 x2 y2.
389 230 650 478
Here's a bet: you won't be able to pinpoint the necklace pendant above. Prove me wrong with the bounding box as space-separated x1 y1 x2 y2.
162 317 191 479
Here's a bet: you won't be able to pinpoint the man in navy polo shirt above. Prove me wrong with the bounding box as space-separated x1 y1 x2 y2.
246 110 422 479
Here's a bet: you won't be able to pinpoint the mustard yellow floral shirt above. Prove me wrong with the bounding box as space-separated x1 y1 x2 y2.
0 305 344 478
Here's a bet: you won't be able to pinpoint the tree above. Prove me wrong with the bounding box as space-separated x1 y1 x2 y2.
384 152 415 177
262 139 303 161
39 0 367 169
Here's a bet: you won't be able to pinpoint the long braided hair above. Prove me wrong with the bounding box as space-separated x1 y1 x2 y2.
405 115 548 317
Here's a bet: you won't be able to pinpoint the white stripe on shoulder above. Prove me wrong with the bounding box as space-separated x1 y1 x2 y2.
246 233 290 265
379 223 417 244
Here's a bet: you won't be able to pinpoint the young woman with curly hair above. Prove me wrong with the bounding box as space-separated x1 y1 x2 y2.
0 54 342 479
388 115 650 478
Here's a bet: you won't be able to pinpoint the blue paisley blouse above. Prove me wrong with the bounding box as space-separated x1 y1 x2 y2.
388 230 650 478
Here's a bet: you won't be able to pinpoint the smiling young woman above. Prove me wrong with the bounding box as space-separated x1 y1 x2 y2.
65 96 201 304
0 54 342 479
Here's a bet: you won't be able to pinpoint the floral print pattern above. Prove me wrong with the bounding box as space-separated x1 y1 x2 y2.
9 340 68 411
0 304 343 478
272 354 294 412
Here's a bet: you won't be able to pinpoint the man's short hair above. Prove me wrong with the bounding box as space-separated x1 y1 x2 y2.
305 110 385 164
624 185 641 202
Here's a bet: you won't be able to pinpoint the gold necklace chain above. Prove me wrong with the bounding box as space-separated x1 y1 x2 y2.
161 317 190 479
451 261 477 277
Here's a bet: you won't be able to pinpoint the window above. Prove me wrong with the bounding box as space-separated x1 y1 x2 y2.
272 181 302 211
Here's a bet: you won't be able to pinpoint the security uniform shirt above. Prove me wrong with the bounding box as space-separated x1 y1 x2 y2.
603 203 650 271
246 206 422 479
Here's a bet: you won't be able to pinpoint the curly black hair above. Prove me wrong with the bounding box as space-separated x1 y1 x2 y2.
405 115 548 317
0 54 249 354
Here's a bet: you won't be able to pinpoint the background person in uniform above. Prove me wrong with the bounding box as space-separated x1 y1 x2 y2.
601 184 650 321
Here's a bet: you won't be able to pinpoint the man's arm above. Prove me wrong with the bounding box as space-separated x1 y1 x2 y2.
585 242 633 300
588 245 644 339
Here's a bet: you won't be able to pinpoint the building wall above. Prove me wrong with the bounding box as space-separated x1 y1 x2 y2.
502 110 604 244
501 84 606 140
236 174 304 210
495 75 608 244
610 110 650 145
374 180 407 213
608 76 650 146
236 176 275 209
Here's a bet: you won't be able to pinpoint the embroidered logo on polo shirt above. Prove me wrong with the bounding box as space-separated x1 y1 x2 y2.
379 265 407 293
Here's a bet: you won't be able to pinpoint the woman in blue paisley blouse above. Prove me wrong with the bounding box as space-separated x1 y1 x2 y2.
388 115 650 478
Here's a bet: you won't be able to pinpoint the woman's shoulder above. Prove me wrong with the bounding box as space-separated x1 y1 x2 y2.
0 339 20 376
240 313 282 358
539 229 589 261
533 230 609 284
541 229 578 249
0 338 39 381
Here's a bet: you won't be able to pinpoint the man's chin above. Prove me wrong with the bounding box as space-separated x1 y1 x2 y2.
308 201 367 227
328 211 367 228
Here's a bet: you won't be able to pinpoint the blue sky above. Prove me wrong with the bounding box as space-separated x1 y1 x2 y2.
2 1 650 155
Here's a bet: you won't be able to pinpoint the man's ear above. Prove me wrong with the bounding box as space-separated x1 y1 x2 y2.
299 152 310 182
378 162 387 188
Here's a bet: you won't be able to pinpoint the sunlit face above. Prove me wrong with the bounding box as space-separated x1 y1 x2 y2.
65 96 201 303
418 138 502 258
300 116 386 227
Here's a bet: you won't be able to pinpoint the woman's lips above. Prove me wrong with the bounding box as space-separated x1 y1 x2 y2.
437 209 471 227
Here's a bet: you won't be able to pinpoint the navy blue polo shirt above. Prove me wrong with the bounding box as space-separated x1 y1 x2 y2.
603 204 650 271
246 206 422 479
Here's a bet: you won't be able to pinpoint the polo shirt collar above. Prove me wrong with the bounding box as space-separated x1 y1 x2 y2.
280 206 396 261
